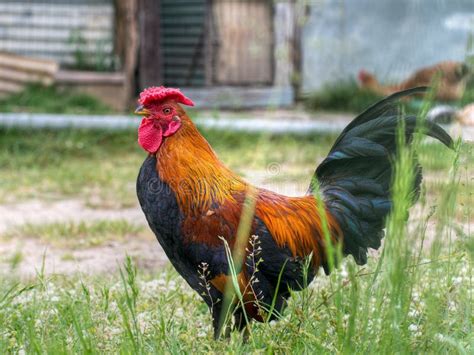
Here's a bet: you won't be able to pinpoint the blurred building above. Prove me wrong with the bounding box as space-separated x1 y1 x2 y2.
0 0 302 109
0 0 115 68
0 0 124 108
149 0 299 108
302 0 474 92
1 0 472 109
157 0 295 108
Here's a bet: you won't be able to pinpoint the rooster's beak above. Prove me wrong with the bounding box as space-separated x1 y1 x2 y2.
134 105 150 116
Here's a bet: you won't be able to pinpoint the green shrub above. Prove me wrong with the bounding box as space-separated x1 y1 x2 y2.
303 80 383 113
0 84 114 114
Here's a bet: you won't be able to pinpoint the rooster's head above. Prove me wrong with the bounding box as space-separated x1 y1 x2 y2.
358 69 375 84
135 86 194 154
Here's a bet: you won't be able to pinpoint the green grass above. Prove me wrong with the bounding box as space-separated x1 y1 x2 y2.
304 80 384 113
419 139 473 171
461 75 474 106
0 240 471 353
305 79 474 113
0 84 114 114
1 126 470 210
3 220 144 249
0 128 141 207
0 127 337 207
0 122 472 352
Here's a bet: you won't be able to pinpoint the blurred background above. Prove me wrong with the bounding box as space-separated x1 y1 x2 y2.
0 0 472 277
0 0 472 109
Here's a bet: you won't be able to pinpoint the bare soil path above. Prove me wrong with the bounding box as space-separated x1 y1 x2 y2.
0 179 469 279
0 179 308 278
0 199 145 234
0 199 169 279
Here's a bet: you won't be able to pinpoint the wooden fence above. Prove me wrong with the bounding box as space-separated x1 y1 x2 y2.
0 51 58 97
213 0 273 85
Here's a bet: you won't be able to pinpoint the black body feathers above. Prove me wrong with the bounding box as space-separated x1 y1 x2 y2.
312 87 453 265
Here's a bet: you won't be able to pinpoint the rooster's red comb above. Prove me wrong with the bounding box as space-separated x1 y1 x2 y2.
138 86 194 106
358 69 370 81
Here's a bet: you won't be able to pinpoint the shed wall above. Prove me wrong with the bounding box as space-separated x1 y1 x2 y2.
302 0 473 91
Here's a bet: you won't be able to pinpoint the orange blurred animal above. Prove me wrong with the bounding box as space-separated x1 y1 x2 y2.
456 104 474 126
358 61 470 101
135 86 452 338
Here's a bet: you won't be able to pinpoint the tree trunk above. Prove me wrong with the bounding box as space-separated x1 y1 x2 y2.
114 0 139 109
290 0 310 101
138 0 162 90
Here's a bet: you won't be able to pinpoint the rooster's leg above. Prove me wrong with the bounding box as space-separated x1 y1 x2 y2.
233 309 250 341
212 305 227 339
233 309 247 331
212 304 238 339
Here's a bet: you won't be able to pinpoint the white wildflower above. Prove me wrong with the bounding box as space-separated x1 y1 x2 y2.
340 266 348 278
50 295 60 302
137 312 150 333
109 327 121 336
447 300 456 311
175 308 184 317
197 330 207 338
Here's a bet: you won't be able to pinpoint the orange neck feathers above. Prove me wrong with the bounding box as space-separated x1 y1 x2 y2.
156 113 247 216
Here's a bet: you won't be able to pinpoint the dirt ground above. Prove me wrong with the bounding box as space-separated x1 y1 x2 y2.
0 172 470 279
0 167 314 279
0 199 169 278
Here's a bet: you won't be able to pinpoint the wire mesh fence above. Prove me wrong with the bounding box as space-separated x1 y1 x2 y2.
0 0 117 71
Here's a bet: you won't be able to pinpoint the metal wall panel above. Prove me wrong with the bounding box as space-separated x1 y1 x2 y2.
161 0 207 86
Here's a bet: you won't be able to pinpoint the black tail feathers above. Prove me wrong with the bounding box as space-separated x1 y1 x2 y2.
312 87 453 265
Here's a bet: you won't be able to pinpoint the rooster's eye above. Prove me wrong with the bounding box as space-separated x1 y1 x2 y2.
163 108 172 115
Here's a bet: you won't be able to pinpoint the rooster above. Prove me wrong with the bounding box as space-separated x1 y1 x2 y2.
358 61 470 101
135 86 452 337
